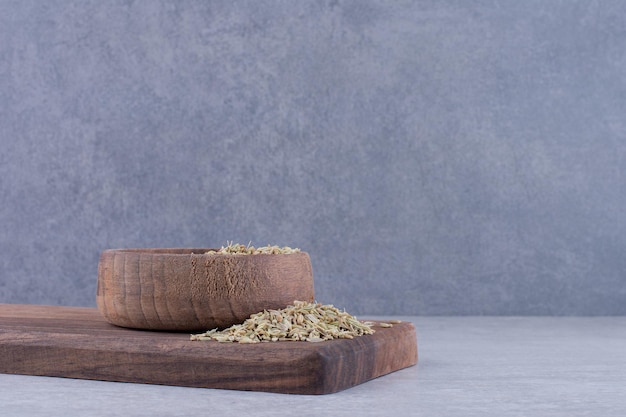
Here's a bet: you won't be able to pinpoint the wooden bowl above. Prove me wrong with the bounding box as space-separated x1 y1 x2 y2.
96 248 315 331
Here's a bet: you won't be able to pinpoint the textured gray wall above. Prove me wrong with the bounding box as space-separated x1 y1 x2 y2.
1 1 625 315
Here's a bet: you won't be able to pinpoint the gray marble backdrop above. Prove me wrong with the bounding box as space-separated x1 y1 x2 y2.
1 1 625 315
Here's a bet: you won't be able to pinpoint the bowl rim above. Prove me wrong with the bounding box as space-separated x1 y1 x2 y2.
101 248 308 256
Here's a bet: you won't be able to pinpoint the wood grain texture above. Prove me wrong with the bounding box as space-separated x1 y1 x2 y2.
0 304 417 395
97 248 315 331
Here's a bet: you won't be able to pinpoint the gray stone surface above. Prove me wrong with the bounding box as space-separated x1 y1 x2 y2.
1 317 625 416
1 1 625 314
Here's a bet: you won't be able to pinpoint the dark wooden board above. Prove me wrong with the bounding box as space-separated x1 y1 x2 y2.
0 304 417 395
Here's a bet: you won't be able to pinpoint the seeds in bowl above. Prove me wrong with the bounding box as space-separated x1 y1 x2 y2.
190 301 375 343
205 242 301 255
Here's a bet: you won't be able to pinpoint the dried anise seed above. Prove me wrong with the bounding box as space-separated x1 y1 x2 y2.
205 241 301 255
190 301 375 344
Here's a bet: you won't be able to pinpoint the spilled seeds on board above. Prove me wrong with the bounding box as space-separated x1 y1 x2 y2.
190 301 378 344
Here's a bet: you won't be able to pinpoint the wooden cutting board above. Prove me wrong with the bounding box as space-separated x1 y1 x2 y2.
0 304 417 395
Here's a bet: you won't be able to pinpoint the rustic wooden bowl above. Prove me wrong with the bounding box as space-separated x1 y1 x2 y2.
96 248 315 332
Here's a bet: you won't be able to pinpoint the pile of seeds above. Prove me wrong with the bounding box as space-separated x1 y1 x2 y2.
205 242 301 255
190 301 376 343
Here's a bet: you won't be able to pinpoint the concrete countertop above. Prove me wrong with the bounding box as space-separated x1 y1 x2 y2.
2 316 625 417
